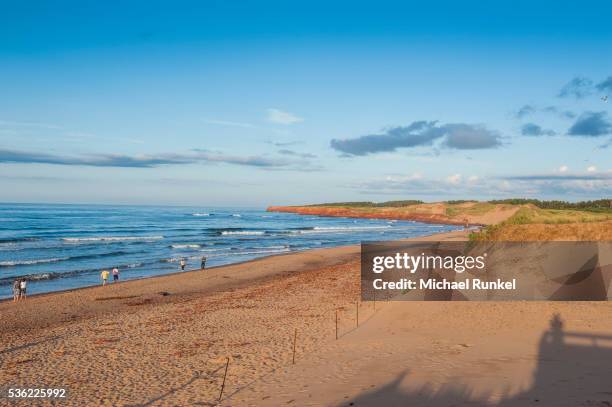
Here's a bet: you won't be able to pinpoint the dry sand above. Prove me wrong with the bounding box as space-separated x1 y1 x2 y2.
232 302 612 407
1 229 611 407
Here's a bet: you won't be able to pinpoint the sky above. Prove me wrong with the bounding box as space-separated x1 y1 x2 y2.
0 0 611 206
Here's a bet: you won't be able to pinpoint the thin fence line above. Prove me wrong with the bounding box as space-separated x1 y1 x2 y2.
218 298 383 404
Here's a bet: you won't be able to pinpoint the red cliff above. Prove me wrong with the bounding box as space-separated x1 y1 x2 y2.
266 205 469 226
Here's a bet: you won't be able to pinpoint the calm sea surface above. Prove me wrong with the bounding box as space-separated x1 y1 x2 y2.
0 203 461 298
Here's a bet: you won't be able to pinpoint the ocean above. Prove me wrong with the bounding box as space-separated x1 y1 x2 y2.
0 203 461 298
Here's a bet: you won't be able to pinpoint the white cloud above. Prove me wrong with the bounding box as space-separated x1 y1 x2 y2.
202 118 257 129
0 119 63 130
353 171 612 199
587 165 597 172
384 173 423 182
446 174 462 185
266 108 304 125
558 165 568 173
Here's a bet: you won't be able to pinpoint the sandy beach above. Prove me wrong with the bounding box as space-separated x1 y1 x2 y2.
1 229 611 406
4 4 611 406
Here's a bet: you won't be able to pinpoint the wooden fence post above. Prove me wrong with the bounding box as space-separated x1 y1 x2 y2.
292 328 297 365
219 357 230 402
335 310 338 340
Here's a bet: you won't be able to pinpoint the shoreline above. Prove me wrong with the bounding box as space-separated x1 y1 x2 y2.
267 205 487 226
0 228 469 406
0 229 468 331
3 227 611 407
0 226 467 304
0 248 305 303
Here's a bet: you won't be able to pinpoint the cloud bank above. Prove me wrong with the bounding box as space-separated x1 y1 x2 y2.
596 76 612 93
0 149 318 171
558 77 594 99
567 112 612 137
352 170 612 198
514 105 575 120
521 123 556 137
330 121 501 156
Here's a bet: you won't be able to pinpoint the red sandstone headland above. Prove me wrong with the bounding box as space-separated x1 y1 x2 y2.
267 202 520 226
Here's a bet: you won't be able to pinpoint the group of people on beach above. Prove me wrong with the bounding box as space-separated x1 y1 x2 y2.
179 256 207 271
100 267 120 286
12 278 27 302
11 255 210 299
99 256 208 286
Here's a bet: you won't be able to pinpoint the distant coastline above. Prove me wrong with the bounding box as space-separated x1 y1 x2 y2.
266 205 471 226
269 200 612 241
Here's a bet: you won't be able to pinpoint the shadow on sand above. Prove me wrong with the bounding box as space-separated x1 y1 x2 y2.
0 335 62 356
128 365 225 407
336 314 612 407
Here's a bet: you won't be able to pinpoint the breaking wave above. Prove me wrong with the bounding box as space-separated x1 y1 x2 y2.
0 257 68 267
313 225 391 231
221 230 264 236
62 236 164 243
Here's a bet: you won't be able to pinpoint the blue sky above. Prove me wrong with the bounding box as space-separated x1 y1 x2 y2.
1 1 611 206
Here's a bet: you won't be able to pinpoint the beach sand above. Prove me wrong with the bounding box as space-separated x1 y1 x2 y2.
1 229 611 406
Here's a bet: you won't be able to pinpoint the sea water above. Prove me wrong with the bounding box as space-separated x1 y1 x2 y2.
0 203 461 298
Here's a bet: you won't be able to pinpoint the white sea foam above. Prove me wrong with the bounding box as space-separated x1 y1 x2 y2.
233 248 291 256
251 245 289 249
62 236 164 242
31 273 52 280
192 213 210 217
171 244 202 249
0 257 68 266
221 231 264 235
199 247 230 252
291 225 393 234
313 225 391 231
127 262 143 268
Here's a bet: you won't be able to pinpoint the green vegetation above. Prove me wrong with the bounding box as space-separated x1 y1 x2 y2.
444 200 478 204
488 199 611 212
306 198 611 212
470 205 612 241
507 207 612 224
445 202 498 217
307 200 424 208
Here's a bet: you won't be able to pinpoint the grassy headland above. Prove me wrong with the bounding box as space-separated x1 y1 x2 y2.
268 199 612 241
470 204 612 240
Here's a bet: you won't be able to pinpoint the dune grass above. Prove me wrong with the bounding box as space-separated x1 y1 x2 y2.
470 206 612 241
444 202 500 217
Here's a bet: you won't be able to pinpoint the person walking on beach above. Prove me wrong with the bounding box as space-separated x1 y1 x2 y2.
101 269 110 286
112 267 119 282
201 256 207 270
12 279 20 302
19 279 27 300
180 258 186 271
